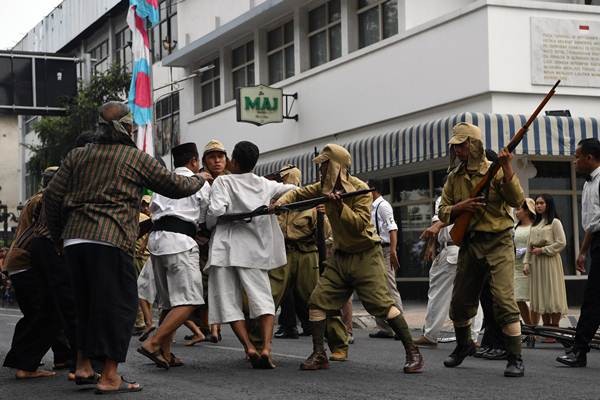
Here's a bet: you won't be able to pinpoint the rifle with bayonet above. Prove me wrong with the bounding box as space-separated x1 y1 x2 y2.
217 188 375 223
449 80 560 246
314 147 327 274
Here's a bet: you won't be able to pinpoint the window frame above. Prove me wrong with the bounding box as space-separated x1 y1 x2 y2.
197 58 221 113
151 0 178 63
266 20 295 84
154 92 180 156
114 27 133 72
307 0 342 68
357 0 398 49
90 40 109 74
231 40 255 98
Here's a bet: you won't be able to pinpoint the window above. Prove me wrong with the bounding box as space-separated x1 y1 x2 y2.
90 40 109 74
154 93 180 156
308 0 341 68
151 0 178 63
357 0 398 49
267 21 294 84
195 59 220 113
114 27 133 72
231 41 255 97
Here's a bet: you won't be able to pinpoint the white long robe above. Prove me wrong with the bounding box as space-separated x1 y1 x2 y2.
206 173 295 270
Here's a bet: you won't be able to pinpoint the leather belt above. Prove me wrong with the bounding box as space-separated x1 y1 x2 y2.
152 216 197 238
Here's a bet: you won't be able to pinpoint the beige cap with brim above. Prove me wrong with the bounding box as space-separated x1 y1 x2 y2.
203 139 227 157
448 122 482 145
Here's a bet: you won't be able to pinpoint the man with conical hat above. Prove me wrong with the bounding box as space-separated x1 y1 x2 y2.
275 144 424 373
438 122 525 377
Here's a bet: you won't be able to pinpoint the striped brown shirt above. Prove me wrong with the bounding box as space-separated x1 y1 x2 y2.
1 192 43 273
45 142 204 255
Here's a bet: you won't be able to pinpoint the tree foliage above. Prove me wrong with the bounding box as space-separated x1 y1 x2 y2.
26 64 131 178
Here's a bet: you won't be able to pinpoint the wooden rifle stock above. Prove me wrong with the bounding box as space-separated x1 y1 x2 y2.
314 147 327 274
449 80 560 246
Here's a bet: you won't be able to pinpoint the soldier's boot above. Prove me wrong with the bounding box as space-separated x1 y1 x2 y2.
503 335 525 377
387 314 424 373
444 325 476 368
300 319 329 370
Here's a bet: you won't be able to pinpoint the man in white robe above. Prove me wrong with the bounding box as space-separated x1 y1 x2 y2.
206 141 296 369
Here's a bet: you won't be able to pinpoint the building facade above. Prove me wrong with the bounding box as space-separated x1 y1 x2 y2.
161 0 600 301
13 0 184 199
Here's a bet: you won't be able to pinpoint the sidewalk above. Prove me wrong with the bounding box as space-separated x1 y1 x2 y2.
351 299 582 331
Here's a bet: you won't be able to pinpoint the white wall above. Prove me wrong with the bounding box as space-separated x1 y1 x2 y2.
180 6 490 156
404 0 475 30
0 116 21 221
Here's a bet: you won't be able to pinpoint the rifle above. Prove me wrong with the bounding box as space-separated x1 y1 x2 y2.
217 188 375 223
449 80 560 246
263 165 297 182
314 147 327 274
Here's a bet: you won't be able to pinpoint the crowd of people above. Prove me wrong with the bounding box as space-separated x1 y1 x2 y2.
1 102 599 394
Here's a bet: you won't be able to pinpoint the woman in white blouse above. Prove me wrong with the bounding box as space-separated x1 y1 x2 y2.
523 194 568 333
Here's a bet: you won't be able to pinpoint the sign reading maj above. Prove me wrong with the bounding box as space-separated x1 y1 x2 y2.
236 85 283 126
531 17 600 88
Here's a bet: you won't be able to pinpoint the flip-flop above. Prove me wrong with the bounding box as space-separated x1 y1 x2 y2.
184 336 209 346
258 354 276 369
94 376 142 395
167 353 184 368
248 352 261 369
138 327 156 342
136 346 169 369
75 372 101 385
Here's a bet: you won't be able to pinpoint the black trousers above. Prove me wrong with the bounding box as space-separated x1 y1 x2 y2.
574 235 600 353
3 267 63 371
30 237 77 367
64 244 137 363
480 277 505 350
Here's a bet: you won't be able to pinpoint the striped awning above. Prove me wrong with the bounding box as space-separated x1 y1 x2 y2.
255 112 600 183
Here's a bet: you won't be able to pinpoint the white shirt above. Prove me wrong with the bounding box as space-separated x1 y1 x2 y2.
371 196 398 244
582 166 600 234
432 196 458 264
206 173 296 270
148 167 210 256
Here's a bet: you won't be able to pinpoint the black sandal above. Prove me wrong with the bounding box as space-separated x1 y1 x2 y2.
75 372 101 385
136 346 169 369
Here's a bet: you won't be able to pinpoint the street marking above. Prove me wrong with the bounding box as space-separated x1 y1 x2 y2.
206 344 306 360
0 313 21 318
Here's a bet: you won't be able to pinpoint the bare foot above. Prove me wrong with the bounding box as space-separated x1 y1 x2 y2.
15 369 56 379
184 333 207 346
96 376 141 393
67 372 76 381
260 350 276 369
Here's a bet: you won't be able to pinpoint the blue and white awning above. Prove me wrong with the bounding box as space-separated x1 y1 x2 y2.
254 112 600 184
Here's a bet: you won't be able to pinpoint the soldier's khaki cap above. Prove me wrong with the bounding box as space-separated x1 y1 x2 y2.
141 195 152 204
313 144 351 168
448 122 482 145
280 164 301 185
203 139 227 157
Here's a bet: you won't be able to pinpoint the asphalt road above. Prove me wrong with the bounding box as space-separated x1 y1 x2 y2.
1 306 599 400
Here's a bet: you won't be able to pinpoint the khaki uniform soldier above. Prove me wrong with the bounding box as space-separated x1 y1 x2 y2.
276 144 423 373
438 122 525 377
275 166 349 361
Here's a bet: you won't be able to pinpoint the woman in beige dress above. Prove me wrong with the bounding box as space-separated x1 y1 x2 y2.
523 194 568 330
513 198 536 325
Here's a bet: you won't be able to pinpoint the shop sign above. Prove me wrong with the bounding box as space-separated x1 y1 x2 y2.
236 85 283 126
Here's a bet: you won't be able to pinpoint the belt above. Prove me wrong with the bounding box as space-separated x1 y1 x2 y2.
381 242 390 248
152 216 197 238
